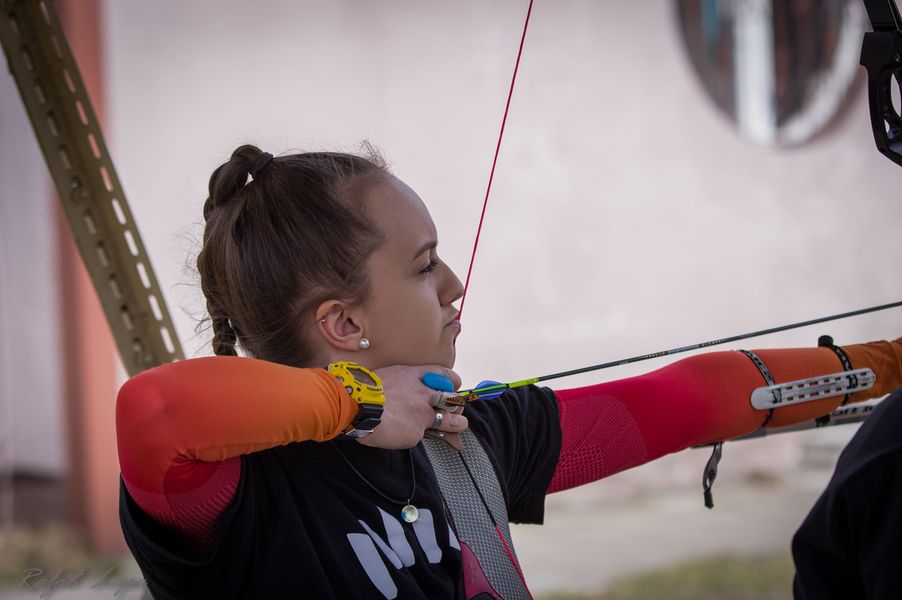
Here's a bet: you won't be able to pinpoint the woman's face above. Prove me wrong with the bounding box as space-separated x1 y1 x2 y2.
348 174 464 369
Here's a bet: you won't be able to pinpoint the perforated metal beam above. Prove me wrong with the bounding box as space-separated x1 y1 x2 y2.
0 0 183 375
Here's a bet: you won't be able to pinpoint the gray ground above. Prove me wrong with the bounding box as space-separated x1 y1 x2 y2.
512 467 830 596
511 426 851 596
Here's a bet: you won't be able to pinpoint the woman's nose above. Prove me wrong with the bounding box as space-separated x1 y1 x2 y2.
442 264 464 305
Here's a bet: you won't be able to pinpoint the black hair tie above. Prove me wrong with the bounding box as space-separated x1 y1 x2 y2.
249 152 274 180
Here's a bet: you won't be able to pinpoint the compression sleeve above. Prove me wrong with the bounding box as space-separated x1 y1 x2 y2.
116 356 357 553
548 338 902 493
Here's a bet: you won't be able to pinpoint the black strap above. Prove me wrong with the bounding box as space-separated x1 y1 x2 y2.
699 349 776 510
818 335 855 405
739 349 777 427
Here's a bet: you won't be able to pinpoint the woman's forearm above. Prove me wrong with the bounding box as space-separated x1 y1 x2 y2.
116 356 356 551
548 338 902 493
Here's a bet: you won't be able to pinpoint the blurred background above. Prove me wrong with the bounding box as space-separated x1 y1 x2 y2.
1 0 900 598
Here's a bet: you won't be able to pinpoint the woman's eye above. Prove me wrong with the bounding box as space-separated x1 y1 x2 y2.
420 258 439 274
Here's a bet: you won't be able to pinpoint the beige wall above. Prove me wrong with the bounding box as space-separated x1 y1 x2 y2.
104 0 901 367
0 70 65 476
2 0 900 497
102 0 901 489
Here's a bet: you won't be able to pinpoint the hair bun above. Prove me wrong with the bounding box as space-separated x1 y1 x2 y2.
202 144 265 220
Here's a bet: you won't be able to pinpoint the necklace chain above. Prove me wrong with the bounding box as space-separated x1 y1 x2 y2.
331 442 417 506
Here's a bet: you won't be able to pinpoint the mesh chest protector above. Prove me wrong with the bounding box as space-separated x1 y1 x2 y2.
422 430 532 599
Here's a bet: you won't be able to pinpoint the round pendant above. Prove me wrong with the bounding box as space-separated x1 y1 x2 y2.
401 504 419 523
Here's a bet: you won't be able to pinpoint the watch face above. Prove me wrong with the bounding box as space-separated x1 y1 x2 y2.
348 365 377 387
328 362 384 405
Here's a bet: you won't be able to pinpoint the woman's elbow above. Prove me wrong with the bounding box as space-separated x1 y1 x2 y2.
116 371 171 466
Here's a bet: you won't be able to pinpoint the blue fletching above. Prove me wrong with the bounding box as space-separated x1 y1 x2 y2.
474 380 505 400
422 372 455 392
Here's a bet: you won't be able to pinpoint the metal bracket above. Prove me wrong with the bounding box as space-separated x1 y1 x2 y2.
750 368 876 410
0 0 184 375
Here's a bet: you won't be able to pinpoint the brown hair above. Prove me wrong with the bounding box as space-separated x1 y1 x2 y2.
197 144 388 367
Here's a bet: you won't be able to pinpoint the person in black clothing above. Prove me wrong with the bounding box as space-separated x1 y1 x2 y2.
117 144 902 598
793 386 902 599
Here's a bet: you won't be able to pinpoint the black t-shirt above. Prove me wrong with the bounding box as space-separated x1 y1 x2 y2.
792 386 902 599
120 384 562 599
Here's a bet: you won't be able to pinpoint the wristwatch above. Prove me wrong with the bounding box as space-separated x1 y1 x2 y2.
327 361 385 438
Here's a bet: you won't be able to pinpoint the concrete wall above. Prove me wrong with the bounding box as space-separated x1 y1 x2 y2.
102 0 902 491
0 69 65 476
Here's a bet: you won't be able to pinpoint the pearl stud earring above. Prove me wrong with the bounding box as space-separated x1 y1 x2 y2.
358 338 370 350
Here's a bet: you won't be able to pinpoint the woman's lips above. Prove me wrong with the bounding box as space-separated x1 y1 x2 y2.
445 319 461 331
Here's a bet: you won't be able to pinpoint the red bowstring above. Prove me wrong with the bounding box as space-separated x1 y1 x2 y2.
457 0 534 321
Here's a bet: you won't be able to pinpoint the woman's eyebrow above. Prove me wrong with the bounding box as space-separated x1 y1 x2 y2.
412 240 437 260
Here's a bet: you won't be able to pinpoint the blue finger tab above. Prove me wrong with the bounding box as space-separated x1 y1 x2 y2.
422 372 455 392
474 380 505 400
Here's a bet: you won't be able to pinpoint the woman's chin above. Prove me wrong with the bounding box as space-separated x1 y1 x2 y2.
444 342 457 368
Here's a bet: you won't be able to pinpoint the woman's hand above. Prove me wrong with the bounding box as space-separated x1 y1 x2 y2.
357 365 469 449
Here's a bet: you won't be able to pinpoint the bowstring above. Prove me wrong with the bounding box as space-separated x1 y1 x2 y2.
458 0 535 320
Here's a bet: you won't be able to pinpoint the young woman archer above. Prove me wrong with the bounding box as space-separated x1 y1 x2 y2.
116 145 902 599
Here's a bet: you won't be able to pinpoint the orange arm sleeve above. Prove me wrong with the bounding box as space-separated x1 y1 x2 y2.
732 337 902 432
117 356 356 493
549 338 902 492
116 356 357 552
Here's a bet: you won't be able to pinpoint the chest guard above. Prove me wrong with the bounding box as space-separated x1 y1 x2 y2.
423 430 532 599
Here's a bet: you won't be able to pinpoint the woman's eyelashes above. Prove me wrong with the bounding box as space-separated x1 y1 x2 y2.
420 257 439 274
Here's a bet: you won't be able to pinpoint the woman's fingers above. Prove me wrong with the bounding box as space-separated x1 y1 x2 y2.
421 368 462 392
424 408 468 450
358 364 467 449
430 390 462 409
425 430 464 451
429 409 468 433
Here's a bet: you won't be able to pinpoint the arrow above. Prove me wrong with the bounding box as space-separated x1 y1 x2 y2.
448 300 902 404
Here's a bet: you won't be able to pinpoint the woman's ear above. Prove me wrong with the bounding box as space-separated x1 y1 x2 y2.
314 301 366 352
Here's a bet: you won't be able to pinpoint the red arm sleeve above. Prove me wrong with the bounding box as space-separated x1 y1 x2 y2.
548 338 902 493
116 356 357 552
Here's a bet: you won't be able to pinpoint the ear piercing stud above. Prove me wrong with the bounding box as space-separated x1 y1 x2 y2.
319 318 369 350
